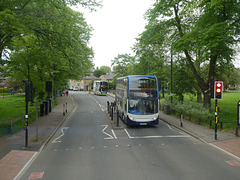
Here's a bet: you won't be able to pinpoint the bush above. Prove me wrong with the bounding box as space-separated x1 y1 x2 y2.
161 98 214 123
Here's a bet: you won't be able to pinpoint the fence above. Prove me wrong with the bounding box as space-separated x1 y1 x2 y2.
7 110 37 134
162 103 239 136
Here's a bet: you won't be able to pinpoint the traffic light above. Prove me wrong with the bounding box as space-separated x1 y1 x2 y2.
46 81 52 92
214 81 223 99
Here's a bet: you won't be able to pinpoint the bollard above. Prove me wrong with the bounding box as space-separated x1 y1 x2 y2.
111 106 113 121
113 101 116 111
107 101 109 114
49 99 52 113
66 102 68 113
8 121 13 134
220 121 223 130
180 112 183 127
117 110 119 127
63 104 65 115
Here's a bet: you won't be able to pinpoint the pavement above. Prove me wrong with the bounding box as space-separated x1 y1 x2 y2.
0 92 239 180
0 94 75 180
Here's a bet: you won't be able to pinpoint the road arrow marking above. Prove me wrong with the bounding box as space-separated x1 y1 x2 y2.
102 125 115 139
52 127 69 143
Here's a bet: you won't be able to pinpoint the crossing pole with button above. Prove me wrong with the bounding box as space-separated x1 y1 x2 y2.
23 80 34 148
215 99 218 140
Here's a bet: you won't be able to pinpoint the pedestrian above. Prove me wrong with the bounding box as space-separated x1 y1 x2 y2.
66 90 69 96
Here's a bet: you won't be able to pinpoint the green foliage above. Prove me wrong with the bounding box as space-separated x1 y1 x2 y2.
0 95 36 127
108 81 115 89
130 0 240 108
94 66 111 78
0 0 101 99
171 100 214 121
94 68 105 78
100 66 111 74
111 54 135 77
161 91 240 132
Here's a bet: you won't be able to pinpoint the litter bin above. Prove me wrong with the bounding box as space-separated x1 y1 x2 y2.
164 104 170 115
49 99 52 113
40 103 45 116
44 101 49 115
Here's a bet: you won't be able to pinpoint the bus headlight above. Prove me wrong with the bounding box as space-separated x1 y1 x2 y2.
129 116 134 121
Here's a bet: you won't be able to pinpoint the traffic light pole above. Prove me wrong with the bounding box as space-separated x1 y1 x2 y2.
215 99 218 140
23 80 29 148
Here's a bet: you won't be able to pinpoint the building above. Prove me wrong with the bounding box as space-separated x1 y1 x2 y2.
82 75 100 91
69 71 114 91
69 75 100 91
99 73 114 83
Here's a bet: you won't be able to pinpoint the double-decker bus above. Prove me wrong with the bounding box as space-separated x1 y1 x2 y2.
115 75 159 126
93 81 108 95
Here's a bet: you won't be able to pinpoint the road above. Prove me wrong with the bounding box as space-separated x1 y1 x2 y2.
19 91 239 180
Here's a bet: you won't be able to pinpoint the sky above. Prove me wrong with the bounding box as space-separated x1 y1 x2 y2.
73 0 154 69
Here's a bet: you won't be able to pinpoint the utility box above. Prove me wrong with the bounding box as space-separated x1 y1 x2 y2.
164 104 170 115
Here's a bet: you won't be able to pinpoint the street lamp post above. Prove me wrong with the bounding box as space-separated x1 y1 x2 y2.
170 48 173 104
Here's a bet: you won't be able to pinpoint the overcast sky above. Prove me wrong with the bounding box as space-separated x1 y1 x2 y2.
74 0 154 69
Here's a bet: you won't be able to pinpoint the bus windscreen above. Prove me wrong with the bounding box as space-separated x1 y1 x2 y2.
129 77 157 99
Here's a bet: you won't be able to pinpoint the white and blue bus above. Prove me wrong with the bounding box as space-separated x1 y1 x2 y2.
93 81 108 95
115 75 159 126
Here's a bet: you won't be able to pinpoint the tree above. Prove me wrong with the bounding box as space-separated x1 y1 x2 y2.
0 0 101 61
93 68 105 78
141 0 240 108
111 54 135 77
1 0 101 99
94 66 111 77
100 66 111 74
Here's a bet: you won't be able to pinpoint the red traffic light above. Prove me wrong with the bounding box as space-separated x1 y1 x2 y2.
216 83 222 88
214 81 223 99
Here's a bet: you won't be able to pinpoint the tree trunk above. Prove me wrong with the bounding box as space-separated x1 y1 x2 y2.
203 91 211 109
173 3 217 109
197 91 202 102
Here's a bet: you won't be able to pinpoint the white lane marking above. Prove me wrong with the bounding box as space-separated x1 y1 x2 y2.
91 96 105 111
102 125 114 139
167 124 174 131
112 130 117 139
124 129 191 139
52 127 69 143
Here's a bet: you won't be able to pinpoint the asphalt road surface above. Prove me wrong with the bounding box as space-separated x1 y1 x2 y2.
19 91 240 180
